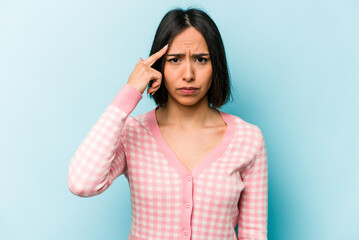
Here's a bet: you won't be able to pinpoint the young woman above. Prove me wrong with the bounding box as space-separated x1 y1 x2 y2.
68 7 268 240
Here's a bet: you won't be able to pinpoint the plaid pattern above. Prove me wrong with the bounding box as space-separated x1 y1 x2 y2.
68 84 268 240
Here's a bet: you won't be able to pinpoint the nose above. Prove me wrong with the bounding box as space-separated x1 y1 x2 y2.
183 60 194 82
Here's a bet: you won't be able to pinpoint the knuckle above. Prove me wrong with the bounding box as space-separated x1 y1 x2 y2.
145 68 152 74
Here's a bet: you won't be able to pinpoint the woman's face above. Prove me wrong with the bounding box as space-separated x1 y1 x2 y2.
163 26 213 107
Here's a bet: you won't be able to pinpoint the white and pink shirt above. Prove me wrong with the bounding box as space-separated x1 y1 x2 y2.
67 84 268 240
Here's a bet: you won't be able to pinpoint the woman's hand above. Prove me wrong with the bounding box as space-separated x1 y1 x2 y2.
127 44 168 95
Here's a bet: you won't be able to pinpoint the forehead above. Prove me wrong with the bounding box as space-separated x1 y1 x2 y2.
169 27 208 52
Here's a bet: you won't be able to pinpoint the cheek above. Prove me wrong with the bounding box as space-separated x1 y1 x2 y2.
163 66 178 86
163 67 173 90
163 63 171 80
204 67 213 88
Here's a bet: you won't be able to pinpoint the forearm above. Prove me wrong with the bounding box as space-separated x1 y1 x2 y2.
67 84 142 197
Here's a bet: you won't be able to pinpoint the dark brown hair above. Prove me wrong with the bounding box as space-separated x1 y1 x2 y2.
149 7 231 108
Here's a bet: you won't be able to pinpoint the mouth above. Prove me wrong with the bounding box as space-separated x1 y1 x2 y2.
178 87 199 94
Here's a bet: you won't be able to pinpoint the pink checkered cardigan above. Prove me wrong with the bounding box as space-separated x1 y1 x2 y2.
67 84 268 240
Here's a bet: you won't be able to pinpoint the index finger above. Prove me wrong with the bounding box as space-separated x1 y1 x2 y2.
143 44 169 66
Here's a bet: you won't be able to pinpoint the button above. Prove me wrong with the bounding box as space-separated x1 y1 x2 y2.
185 202 191 208
183 230 188 235
186 176 191 181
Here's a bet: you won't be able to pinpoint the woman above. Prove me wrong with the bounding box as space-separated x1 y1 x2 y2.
68 7 268 240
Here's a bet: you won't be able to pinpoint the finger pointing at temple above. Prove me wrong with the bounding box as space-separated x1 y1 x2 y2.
127 44 169 95
143 44 169 66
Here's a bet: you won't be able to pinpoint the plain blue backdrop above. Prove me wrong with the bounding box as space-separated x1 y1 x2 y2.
1 0 358 239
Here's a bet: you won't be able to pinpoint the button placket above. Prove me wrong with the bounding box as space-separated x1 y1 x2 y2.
181 174 193 238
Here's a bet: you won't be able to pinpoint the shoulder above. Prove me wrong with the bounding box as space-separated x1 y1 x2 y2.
123 109 154 132
221 110 264 146
133 111 151 126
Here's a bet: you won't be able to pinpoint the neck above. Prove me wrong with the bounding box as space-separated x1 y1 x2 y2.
156 95 219 128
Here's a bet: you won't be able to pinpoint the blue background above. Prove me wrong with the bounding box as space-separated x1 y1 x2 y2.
1 0 358 239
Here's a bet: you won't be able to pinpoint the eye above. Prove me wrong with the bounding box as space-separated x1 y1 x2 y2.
196 57 208 63
168 57 180 63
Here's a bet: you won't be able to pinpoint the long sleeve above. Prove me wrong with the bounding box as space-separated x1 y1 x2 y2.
67 84 142 197
237 132 268 239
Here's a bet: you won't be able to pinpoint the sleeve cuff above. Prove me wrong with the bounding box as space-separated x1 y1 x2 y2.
109 84 143 114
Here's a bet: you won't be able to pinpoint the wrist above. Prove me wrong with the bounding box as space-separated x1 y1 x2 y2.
127 81 146 95
110 84 143 113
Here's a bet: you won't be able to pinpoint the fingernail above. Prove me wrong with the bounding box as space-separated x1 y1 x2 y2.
164 44 169 49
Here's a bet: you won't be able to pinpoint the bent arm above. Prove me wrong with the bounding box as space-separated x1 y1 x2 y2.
67 84 142 197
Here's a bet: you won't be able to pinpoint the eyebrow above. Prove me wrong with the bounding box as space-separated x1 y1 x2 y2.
166 53 210 57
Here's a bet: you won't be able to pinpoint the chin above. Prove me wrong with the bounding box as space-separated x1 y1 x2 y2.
175 97 206 107
167 91 208 107
179 101 199 107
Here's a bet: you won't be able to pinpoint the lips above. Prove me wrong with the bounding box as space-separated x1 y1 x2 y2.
178 87 198 94
178 87 198 90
